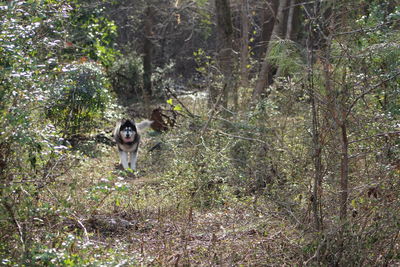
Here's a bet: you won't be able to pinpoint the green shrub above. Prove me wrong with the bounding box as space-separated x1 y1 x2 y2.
46 62 111 136
108 52 143 97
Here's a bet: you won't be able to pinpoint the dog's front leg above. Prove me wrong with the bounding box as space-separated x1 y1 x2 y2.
130 151 137 170
119 151 129 169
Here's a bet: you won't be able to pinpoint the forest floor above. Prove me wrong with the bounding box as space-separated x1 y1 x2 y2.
57 142 303 266
40 102 308 266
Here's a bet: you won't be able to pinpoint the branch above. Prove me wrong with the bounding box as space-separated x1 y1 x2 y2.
3 201 26 253
201 90 223 134
349 131 400 144
303 237 326 265
164 86 196 118
71 213 90 243
346 71 400 119
334 21 394 37
211 129 269 146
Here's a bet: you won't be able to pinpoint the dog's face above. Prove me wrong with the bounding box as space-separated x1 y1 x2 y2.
119 119 137 143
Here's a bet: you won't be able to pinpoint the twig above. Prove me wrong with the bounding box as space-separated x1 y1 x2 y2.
346 71 400 119
349 131 400 144
43 154 66 182
333 21 395 36
72 214 90 243
165 86 196 118
3 201 26 253
304 237 326 265
211 129 269 145
201 90 223 134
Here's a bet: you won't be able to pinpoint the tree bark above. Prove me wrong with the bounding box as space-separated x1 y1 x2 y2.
214 0 234 111
285 0 295 40
258 0 278 57
239 0 249 88
339 122 349 221
275 0 297 78
307 5 323 231
143 5 154 97
252 0 288 102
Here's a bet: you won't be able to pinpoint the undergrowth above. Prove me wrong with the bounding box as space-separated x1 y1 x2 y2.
1 92 399 266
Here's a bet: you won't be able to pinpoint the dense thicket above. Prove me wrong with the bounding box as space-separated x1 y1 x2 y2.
1 0 399 265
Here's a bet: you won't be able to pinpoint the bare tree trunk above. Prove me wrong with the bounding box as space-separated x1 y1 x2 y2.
275 0 296 78
311 94 323 231
143 5 154 98
239 0 249 88
306 2 323 231
309 28 322 233
259 0 278 57
322 3 350 225
214 0 234 111
339 122 349 221
252 0 288 102
285 0 295 40
319 3 350 262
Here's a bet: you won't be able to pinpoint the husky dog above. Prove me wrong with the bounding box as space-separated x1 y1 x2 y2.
113 119 153 170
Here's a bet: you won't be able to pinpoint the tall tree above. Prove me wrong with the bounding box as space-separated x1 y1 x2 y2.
143 5 154 97
252 0 288 102
239 0 250 88
305 1 323 231
285 0 296 40
258 0 278 58
214 0 234 110
275 0 301 78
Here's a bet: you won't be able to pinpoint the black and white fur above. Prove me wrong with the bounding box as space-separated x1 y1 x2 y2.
113 119 152 170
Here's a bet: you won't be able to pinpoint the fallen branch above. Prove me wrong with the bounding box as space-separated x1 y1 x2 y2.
72 213 90 243
303 237 326 265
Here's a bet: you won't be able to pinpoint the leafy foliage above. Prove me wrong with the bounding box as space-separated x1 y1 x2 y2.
46 62 111 136
1 0 399 266
108 52 143 97
67 1 120 67
266 39 304 76
0 1 116 264
0 0 72 173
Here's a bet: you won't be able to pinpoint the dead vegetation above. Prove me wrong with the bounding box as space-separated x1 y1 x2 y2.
22 100 307 265
52 151 305 266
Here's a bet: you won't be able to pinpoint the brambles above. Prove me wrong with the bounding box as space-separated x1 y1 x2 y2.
46 62 111 137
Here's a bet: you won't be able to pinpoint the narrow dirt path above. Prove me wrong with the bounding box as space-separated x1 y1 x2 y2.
44 124 304 265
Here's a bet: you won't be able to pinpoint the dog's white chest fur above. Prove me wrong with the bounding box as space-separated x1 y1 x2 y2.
117 142 138 153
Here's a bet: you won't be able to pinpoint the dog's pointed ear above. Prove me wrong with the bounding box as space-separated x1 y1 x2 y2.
113 121 122 139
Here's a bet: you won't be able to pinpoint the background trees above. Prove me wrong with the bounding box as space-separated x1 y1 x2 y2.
1 0 399 265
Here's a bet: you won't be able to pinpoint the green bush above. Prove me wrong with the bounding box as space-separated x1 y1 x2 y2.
152 138 224 208
108 52 143 97
0 1 115 264
46 62 111 136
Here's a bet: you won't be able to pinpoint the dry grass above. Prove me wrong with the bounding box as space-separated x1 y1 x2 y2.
37 128 307 265
29 98 399 266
